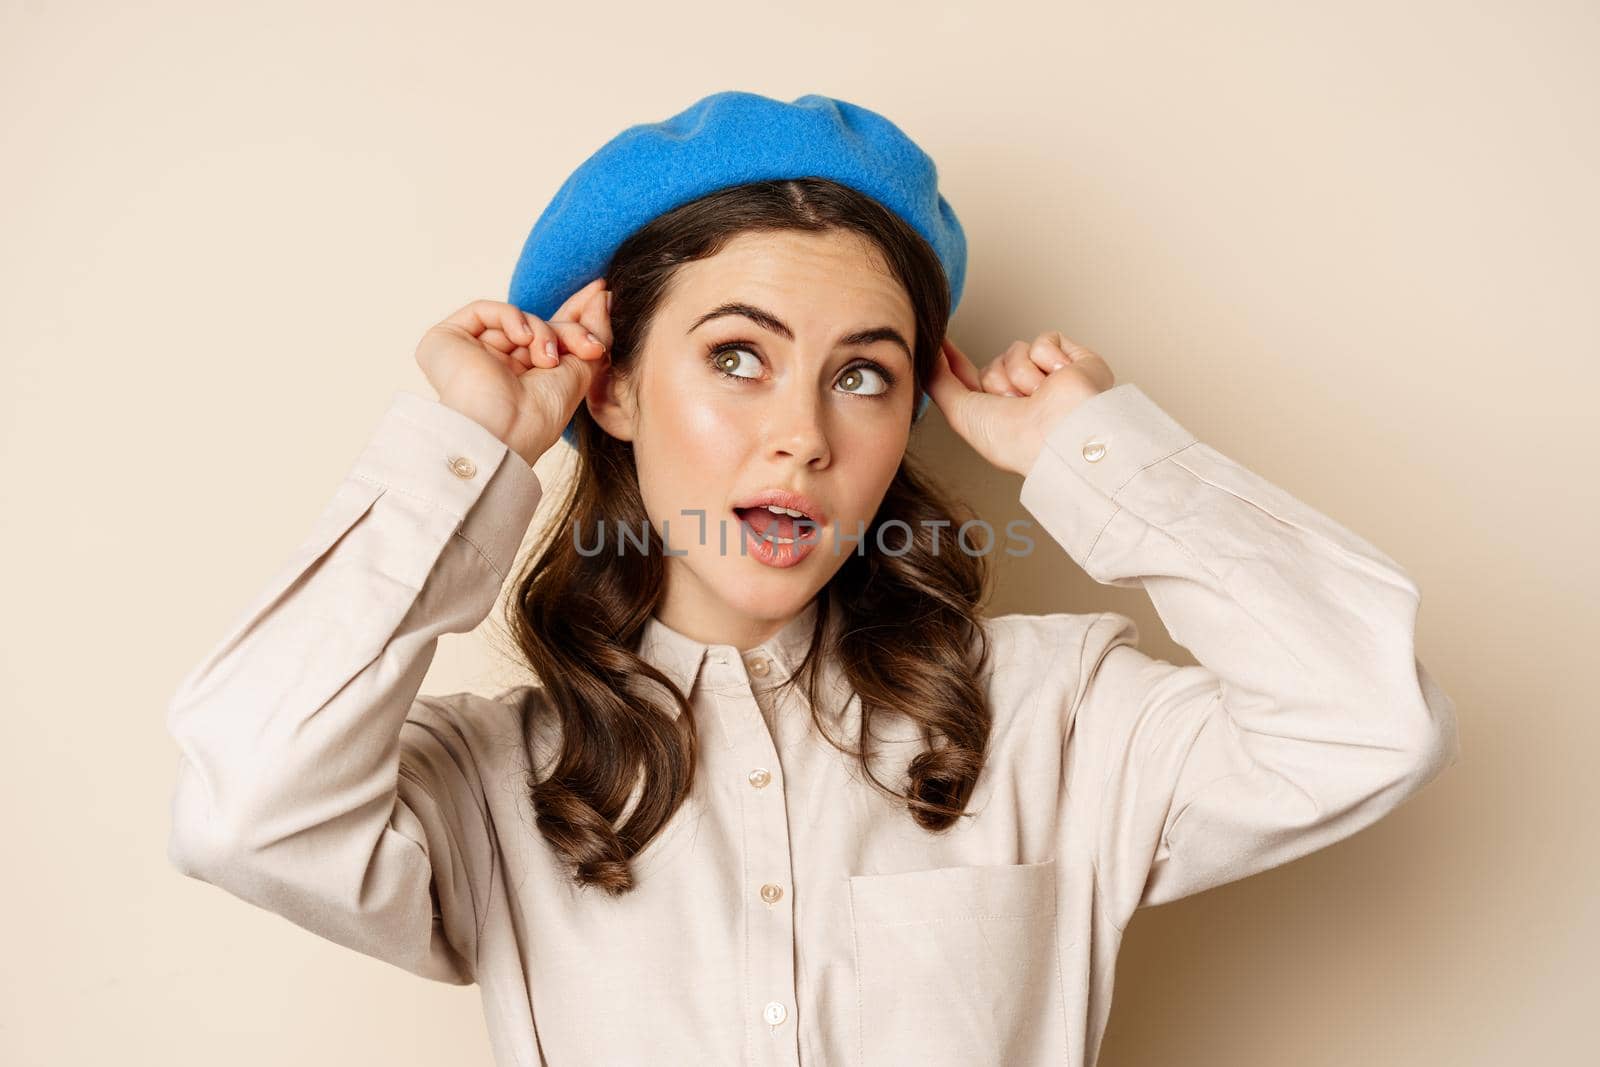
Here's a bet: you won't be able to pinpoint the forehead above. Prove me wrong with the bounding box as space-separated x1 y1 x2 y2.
663 230 913 330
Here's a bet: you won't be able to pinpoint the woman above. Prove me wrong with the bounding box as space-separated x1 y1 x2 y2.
164 92 1459 1066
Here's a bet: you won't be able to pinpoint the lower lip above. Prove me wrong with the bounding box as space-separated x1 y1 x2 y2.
734 512 821 569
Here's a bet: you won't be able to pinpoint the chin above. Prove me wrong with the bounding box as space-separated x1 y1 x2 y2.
707 557 821 620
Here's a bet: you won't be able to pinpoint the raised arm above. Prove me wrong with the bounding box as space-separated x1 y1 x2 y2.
164 389 543 982
1019 382 1459 929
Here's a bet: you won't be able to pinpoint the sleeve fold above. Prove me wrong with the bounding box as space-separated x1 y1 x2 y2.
164 390 544 983
1019 383 1460 928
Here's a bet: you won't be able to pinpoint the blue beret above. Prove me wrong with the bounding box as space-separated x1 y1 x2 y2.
506 90 966 448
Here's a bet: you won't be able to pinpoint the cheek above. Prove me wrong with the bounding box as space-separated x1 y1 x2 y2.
675 403 747 461
637 390 757 518
647 367 753 460
658 404 756 498
837 421 906 496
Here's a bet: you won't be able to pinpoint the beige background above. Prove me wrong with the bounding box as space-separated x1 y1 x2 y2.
3 0 1593 1063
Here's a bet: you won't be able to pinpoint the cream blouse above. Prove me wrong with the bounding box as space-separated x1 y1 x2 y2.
164 381 1460 1067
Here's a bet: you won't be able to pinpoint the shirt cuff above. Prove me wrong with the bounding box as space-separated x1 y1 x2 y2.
1018 382 1199 565
347 389 544 581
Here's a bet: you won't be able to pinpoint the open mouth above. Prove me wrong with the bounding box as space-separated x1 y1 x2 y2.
732 504 817 546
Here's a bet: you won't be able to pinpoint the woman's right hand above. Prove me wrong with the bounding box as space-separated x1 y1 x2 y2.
413 276 613 467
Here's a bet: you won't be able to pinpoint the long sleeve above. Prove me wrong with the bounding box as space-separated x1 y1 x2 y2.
1019 382 1460 930
164 389 543 983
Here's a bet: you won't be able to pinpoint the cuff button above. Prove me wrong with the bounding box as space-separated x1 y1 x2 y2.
1081 440 1107 463
449 455 478 479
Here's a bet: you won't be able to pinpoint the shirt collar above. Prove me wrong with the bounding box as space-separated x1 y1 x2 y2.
637 596 822 700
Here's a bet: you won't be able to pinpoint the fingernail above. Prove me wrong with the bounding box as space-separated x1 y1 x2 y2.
1004 389 1021 397
605 291 613 311
586 331 603 347
545 341 558 358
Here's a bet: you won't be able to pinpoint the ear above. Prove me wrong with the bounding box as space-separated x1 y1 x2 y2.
585 358 638 443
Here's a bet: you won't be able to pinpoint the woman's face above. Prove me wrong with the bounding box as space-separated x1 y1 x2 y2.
607 228 917 649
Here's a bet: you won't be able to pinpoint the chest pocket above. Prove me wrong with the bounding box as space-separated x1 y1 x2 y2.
846 858 1067 1066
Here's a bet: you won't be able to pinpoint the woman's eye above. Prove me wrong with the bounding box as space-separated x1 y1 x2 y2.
837 363 890 396
708 344 895 399
709 345 762 379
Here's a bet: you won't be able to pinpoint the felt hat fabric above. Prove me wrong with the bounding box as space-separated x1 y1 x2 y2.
506 90 966 447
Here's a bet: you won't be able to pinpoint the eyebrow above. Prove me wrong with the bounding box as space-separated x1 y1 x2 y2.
687 302 912 361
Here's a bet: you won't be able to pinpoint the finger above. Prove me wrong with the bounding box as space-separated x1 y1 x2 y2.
1036 331 1116 391
574 284 613 349
1052 333 1101 364
925 339 972 418
1069 351 1118 393
549 318 608 360
441 299 526 340
504 310 564 368
941 337 984 392
1004 345 1048 394
927 340 1003 435
440 300 556 371
1027 335 1071 375
477 324 545 372
551 276 607 324
480 327 520 359
483 331 540 377
480 337 531 376
483 326 538 356
488 302 543 363
981 342 1028 396
537 341 610 409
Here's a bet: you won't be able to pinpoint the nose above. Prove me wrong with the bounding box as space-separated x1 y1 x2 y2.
767 389 831 468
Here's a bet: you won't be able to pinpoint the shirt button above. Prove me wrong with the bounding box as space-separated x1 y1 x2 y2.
760 883 784 904
1081 440 1107 463
747 768 771 788
748 656 770 677
448 455 478 479
762 1002 787 1026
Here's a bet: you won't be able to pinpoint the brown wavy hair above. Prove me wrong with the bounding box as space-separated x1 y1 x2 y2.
503 177 996 895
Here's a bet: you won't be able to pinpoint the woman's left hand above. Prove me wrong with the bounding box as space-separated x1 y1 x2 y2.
927 331 1118 476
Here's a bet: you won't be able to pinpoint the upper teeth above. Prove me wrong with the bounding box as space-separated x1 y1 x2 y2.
762 505 807 518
